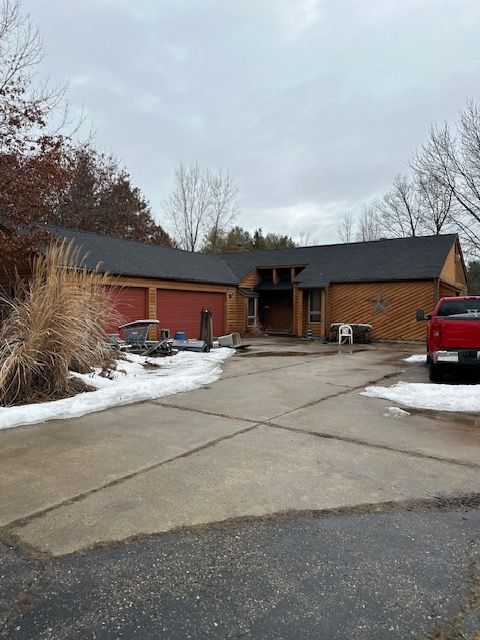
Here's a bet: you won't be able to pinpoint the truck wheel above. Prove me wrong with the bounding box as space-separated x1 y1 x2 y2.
429 363 444 382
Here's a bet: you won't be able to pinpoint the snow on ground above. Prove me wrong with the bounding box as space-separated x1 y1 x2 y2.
403 354 427 363
0 349 233 431
362 381 480 412
383 406 411 418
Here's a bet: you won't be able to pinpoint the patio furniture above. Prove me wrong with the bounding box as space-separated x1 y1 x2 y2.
338 324 354 345
328 323 373 344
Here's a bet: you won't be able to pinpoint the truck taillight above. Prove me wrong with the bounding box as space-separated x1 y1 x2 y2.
431 319 442 349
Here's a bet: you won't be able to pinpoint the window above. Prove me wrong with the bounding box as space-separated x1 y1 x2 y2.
308 290 321 323
438 299 480 317
247 297 257 326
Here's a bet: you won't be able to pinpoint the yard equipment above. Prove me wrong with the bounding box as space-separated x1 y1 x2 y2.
172 338 210 353
110 320 173 356
218 332 242 348
199 308 213 348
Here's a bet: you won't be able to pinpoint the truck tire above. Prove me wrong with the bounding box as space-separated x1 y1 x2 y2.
429 363 444 382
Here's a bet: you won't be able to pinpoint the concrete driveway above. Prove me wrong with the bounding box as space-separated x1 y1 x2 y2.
1 338 479 558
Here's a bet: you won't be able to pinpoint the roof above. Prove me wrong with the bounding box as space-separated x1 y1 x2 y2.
47 225 458 289
221 234 458 288
46 225 238 286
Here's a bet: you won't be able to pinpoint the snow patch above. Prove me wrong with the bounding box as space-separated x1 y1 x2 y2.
383 406 410 418
0 349 233 431
361 381 480 412
403 354 427 363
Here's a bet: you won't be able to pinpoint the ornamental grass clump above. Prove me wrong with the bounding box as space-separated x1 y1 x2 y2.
0 241 115 406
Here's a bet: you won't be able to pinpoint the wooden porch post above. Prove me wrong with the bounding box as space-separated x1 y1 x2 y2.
148 287 157 338
321 288 327 338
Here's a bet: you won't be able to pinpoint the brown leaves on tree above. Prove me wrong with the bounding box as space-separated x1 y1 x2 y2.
0 0 172 259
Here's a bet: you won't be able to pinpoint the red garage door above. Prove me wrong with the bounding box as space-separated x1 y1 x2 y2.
157 290 225 338
106 286 147 334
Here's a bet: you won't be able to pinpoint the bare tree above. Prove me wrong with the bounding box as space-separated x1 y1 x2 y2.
374 174 423 238
413 101 480 251
415 172 453 235
337 212 355 243
297 231 318 246
356 204 381 241
164 162 238 252
164 162 212 251
206 170 238 252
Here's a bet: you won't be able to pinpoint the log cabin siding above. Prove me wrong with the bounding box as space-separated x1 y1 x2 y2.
305 290 322 338
440 241 468 291
328 280 436 341
226 289 247 334
293 286 304 336
240 269 261 290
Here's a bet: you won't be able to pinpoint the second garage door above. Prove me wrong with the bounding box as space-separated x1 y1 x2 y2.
107 286 147 334
157 289 225 338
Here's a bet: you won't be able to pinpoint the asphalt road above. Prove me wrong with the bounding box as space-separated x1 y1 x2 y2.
1 497 479 640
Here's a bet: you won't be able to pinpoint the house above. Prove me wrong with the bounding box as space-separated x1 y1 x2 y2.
1 225 468 341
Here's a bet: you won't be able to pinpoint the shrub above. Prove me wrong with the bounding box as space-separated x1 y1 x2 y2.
0 240 116 406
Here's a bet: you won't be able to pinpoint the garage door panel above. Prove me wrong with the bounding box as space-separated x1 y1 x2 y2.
107 286 147 333
157 290 225 338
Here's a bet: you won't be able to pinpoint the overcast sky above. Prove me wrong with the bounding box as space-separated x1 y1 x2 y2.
25 0 480 244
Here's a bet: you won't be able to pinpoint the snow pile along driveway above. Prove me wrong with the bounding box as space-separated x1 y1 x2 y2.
0 349 233 431
361 381 480 412
403 354 426 363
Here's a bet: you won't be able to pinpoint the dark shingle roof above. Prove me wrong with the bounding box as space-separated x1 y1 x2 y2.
46 226 238 285
221 234 458 288
47 225 458 289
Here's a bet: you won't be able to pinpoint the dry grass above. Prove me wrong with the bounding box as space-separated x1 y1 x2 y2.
0 240 117 406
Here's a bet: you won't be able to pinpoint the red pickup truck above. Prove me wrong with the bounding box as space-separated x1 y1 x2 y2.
416 296 480 381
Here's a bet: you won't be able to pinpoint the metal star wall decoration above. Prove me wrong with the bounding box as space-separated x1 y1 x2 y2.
368 291 391 314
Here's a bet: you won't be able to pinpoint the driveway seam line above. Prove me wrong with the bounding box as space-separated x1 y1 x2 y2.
219 347 388 381
151 402 260 424
4 423 261 532
264 422 480 469
265 370 401 421
219 358 326 380
155 372 398 422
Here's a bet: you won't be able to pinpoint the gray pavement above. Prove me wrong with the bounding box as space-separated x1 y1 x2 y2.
0 338 480 638
1 498 479 640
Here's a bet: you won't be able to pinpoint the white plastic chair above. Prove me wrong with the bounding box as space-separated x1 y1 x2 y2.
338 324 353 345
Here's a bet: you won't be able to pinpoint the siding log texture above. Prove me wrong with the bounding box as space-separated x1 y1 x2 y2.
328 280 436 341
240 269 261 290
226 290 247 334
440 241 468 292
